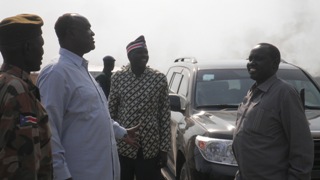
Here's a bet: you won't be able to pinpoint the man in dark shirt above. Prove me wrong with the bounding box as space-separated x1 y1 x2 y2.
95 55 116 99
232 43 314 180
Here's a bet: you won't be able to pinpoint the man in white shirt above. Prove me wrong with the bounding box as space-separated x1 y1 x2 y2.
37 13 139 180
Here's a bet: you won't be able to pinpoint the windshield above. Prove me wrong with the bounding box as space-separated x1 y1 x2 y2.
195 68 320 109
278 69 320 108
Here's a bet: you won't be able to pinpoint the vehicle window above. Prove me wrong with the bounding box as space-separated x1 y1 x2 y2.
195 69 254 108
194 68 320 109
170 73 183 94
178 70 190 97
228 80 241 90
277 69 320 107
166 68 175 86
166 67 184 93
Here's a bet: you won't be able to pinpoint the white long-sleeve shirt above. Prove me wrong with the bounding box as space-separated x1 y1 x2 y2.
37 48 126 180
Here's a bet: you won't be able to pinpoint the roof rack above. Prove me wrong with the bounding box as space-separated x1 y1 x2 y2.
174 57 198 64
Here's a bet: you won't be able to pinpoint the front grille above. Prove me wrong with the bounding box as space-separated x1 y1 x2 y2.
314 139 320 170
312 139 320 179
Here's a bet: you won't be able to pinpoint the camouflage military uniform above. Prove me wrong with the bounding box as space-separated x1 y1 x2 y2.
0 64 53 180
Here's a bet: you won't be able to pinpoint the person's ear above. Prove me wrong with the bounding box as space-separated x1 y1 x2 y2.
127 52 132 61
24 42 30 50
23 41 30 55
272 58 280 70
66 28 77 39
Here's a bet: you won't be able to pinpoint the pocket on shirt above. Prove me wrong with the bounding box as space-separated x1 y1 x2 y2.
77 86 101 112
250 107 265 131
242 101 263 132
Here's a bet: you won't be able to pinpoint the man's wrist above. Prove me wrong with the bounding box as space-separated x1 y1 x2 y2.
122 133 128 139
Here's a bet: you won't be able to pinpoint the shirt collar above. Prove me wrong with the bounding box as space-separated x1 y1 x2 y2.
0 63 32 82
59 48 88 69
124 63 151 77
256 74 278 93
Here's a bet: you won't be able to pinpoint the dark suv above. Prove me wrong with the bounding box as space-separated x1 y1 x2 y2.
161 57 320 180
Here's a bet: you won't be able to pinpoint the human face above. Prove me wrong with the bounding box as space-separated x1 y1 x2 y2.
247 45 278 84
104 60 115 72
71 16 95 55
129 48 149 71
24 36 44 72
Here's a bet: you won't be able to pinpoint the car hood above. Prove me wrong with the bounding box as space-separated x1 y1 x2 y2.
193 110 237 139
193 109 320 138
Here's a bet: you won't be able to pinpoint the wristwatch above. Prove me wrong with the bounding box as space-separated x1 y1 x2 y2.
122 133 128 139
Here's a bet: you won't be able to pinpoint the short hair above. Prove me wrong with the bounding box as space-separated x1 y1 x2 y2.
257 43 281 64
103 56 115 63
54 13 79 43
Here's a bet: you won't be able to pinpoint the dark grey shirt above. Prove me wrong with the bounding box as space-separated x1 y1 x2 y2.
233 75 314 180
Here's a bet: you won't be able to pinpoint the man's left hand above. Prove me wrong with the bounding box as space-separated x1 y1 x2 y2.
158 151 168 168
123 123 141 148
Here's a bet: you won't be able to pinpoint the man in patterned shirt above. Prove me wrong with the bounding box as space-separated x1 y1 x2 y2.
109 35 171 180
0 14 53 179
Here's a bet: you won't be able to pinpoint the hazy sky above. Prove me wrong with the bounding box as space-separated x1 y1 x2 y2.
1 0 320 75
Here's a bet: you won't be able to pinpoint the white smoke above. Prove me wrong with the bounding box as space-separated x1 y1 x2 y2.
0 0 319 76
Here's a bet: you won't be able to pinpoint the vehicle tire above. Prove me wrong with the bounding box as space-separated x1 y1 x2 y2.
179 162 190 180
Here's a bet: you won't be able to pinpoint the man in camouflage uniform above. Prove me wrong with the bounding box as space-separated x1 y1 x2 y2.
0 14 53 179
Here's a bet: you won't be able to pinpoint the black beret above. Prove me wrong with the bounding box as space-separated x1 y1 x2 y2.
0 14 43 46
126 35 147 54
103 56 116 62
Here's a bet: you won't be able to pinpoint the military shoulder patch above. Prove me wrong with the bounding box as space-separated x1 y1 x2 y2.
19 113 37 126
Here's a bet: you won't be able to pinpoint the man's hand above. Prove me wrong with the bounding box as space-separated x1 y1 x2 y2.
158 151 168 168
123 123 140 148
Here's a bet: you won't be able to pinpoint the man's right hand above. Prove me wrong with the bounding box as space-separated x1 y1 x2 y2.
123 123 141 148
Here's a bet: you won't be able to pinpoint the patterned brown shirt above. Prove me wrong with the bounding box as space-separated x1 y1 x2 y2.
0 64 53 180
109 64 171 159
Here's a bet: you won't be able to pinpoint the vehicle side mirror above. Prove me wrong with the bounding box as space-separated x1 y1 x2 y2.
169 94 183 112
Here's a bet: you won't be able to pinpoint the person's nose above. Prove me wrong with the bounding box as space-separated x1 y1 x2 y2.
247 60 256 69
248 59 257 66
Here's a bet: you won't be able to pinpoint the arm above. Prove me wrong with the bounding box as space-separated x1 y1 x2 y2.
108 72 140 148
105 73 112 98
280 87 314 180
156 75 171 167
112 120 140 148
0 79 52 179
95 74 107 97
37 71 72 180
108 72 121 139
158 76 171 152
108 73 120 122
112 120 127 140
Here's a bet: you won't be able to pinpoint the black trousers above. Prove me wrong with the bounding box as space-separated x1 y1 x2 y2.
119 149 164 180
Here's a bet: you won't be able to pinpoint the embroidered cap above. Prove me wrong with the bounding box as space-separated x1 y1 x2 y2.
126 35 147 54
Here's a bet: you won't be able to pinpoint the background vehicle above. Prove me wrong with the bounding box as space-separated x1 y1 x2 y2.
162 57 320 180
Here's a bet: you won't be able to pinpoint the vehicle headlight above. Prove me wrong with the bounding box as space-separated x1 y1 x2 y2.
195 135 237 166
